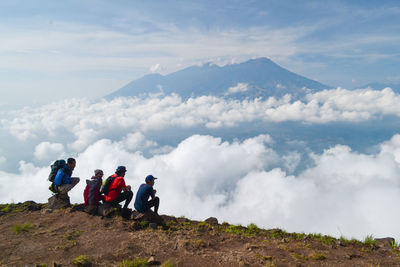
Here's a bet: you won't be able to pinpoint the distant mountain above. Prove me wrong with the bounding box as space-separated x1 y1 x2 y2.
357 82 400 93
106 57 331 100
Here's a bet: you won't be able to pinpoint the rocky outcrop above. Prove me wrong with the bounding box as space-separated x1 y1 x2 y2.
46 194 71 210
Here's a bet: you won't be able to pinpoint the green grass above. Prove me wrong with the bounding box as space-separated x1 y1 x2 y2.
160 260 175 267
119 258 148 267
363 235 377 247
224 224 246 235
391 240 400 249
72 255 91 267
139 220 149 228
65 230 83 240
246 223 261 235
12 223 34 234
1 204 11 213
197 221 212 232
308 233 336 245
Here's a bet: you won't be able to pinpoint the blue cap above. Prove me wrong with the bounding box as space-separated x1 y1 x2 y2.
116 166 127 173
145 175 157 182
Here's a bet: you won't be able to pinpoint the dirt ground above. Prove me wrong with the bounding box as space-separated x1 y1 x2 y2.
1 203 400 267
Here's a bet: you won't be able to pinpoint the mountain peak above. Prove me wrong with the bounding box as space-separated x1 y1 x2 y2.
106 57 330 100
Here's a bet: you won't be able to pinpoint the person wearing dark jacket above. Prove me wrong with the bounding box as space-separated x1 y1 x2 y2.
84 169 104 207
134 175 160 214
53 158 80 195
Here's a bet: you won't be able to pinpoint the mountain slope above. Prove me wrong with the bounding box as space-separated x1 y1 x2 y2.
1 202 399 266
106 58 331 100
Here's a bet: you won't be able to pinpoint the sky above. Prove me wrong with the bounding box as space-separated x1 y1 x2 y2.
1 0 400 107
1 0 400 241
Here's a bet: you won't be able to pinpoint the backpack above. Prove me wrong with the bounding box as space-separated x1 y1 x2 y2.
100 175 117 195
48 159 66 182
84 177 102 206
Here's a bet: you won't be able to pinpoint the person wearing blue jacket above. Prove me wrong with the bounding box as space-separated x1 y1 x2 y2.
134 175 160 214
54 158 80 195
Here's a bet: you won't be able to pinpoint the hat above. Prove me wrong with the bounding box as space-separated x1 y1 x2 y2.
94 169 103 176
116 166 127 173
145 175 157 182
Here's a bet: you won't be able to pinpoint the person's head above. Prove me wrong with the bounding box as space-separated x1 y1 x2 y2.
94 169 103 178
67 158 76 170
115 166 127 177
145 175 157 185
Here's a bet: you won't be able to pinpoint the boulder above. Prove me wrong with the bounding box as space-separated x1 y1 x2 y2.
375 237 395 249
84 205 98 215
131 210 163 225
205 217 218 225
47 194 70 210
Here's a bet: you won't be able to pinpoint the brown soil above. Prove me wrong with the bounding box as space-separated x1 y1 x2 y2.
1 203 400 267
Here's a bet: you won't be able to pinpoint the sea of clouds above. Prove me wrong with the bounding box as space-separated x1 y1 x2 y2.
1 87 400 240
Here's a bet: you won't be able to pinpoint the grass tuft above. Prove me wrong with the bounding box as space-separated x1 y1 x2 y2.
119 258 148 267
72 255 91 267
363 235 377 247
12 223 34 234
160 260 175 267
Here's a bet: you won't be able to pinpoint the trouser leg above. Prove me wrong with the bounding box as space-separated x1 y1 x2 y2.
57 177 80 194
148 197 160 213
112 191 133 209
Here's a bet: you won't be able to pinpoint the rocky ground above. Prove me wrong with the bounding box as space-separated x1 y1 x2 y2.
1 201 400 267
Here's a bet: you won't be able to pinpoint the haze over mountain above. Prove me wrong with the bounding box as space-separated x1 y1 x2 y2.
106 58 331 100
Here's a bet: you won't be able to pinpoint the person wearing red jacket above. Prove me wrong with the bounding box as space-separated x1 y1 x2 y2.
103 166 133 209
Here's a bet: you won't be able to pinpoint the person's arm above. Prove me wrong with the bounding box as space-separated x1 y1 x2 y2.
54 169 64 186
120 178 131 192
150 187 156 199
122 185 131 192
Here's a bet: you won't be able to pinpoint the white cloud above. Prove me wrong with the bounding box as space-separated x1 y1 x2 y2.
150 63 160 72
2 88 400 240
226 83 250 95
2 133 400 241
3 87 400 152
34 142 64 162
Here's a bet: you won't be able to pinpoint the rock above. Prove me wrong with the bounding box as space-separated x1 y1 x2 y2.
47 194 70 210
176 217 190 223
23 201 42 211
131 210 163 225
131 210 145 220
160 215 178 224
41 208 53 214
147 256 160 265
84 205 98 215
375 237 395 249
98 203 113 217
149 223 157 229
205 217 218 225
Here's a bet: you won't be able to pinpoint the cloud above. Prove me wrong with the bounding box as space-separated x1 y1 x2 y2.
33 142 64 162
225 83 250 95
3 87 400 153
2 133 400 241
150 63 160 72
2 88 400 239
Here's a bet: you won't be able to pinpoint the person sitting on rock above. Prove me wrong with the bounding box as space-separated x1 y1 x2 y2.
134 175 160 214
53 158 80 196
103 166 133 209
83 169 104 214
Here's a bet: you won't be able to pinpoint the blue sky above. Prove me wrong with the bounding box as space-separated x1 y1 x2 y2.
0 0 400 107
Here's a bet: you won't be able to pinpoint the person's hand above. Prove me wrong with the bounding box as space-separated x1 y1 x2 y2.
126 185 131 191
153 189 157 194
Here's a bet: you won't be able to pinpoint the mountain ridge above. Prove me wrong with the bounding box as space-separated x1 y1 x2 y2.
106 57 332 100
